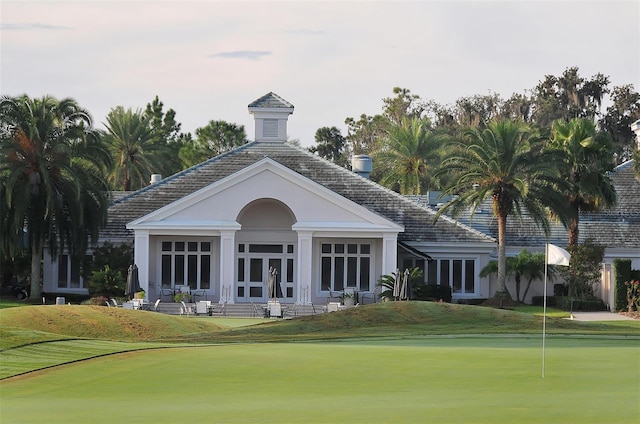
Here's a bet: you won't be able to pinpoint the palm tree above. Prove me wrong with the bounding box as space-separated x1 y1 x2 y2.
374 117 442 194
103 107 162 191
0 95 111 298
548 118 617 246
435 119 565 299
479 250 551 303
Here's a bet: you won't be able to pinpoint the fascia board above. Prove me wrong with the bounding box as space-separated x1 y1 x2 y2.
293 221 403 233
127 220 241 232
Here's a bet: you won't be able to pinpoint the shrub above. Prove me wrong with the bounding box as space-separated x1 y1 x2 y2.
85 242 133 286
413 283 452 303
83 296 110 306
88 265 125 297
377 268 423 300
531 296 556 307
624 279 640 312
456 298 487 305
564 242 605 299
555 296 607 311
174 292 191 303
613 259 632 311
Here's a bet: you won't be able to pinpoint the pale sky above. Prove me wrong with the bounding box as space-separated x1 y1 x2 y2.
1 0 639 148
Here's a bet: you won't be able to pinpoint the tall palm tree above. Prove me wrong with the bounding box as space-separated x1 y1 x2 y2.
0 95 111 298
548 118 617 246
374 117 442 194
435 119 565 298
103 107 162 191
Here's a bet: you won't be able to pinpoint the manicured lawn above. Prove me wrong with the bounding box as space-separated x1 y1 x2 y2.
1 337 638 423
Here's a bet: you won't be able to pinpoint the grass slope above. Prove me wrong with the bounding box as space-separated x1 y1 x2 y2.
0 305 225 348
2 302 639 349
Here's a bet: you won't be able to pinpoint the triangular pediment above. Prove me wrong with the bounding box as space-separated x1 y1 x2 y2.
127 158 403 234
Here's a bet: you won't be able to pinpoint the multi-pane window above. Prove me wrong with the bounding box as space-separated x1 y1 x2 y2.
57 254 92 289
426 258 476 294
161 241 212 290
320 242 372 292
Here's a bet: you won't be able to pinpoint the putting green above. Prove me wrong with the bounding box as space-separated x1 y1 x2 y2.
1 337 638 423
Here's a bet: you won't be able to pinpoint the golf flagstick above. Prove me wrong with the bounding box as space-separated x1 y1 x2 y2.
542 243 548 379
542 243 571 378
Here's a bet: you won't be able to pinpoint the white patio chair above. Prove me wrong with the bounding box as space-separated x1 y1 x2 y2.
180 300 194 317
326 290 343 303
283 304 298 319
148 298 161 312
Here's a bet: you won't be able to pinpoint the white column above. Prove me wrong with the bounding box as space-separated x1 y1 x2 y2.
219 230 236 304
296 231 313 304
134 230 150 299
381 234 398 277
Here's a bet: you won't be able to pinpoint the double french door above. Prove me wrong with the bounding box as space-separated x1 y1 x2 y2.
236 243 295 302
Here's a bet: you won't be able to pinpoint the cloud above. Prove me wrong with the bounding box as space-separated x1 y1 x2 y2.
208 50 272 61
0 22 72 31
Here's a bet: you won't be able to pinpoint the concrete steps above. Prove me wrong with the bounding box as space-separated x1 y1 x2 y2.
155 302 327 318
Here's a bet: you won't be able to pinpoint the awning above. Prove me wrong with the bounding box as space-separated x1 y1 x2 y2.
398 241 433 261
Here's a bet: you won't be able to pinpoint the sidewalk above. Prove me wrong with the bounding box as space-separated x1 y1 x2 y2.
568 311 637 321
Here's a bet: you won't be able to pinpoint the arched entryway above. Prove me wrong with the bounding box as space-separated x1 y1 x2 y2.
235 198 297 303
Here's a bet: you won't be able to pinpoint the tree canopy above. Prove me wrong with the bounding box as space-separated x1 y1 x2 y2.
0 95 110 298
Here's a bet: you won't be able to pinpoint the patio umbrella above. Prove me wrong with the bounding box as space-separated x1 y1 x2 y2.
267 267 282 300
125 264 141 300
399 268 410 301
393 269 400 299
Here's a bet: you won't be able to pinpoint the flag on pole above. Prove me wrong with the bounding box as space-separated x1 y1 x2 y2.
546 243 571 266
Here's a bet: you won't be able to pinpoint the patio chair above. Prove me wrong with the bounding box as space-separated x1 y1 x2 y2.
111 298 122 308
283 304 298 319
148 298 161 312
360 286 381 305
210 302 226 316
251 302 266 318
191 289 207 302
180 300 194 317
160 288 174 302
311 304 327 314
326 290 343 303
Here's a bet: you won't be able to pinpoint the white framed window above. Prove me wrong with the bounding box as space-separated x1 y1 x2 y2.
319 241 373 292
160 240 212 290
57 254 91 289
424 258 476 294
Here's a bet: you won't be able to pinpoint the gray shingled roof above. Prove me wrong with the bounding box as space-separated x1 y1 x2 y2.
248 92 294 109
408 160 640 249
102 141 494 245
580 161 640 248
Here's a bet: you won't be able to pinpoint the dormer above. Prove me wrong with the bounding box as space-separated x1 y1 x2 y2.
248 92 294 142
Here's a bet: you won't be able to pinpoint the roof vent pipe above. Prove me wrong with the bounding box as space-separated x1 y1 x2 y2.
150 174 162 185
352 155 372 179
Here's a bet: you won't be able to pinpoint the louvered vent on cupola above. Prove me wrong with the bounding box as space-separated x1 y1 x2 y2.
248 92 294 142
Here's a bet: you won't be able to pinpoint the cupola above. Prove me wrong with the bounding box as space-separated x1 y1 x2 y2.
248 92 294 142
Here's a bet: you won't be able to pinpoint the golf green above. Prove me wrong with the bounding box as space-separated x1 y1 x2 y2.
1 337 638 423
